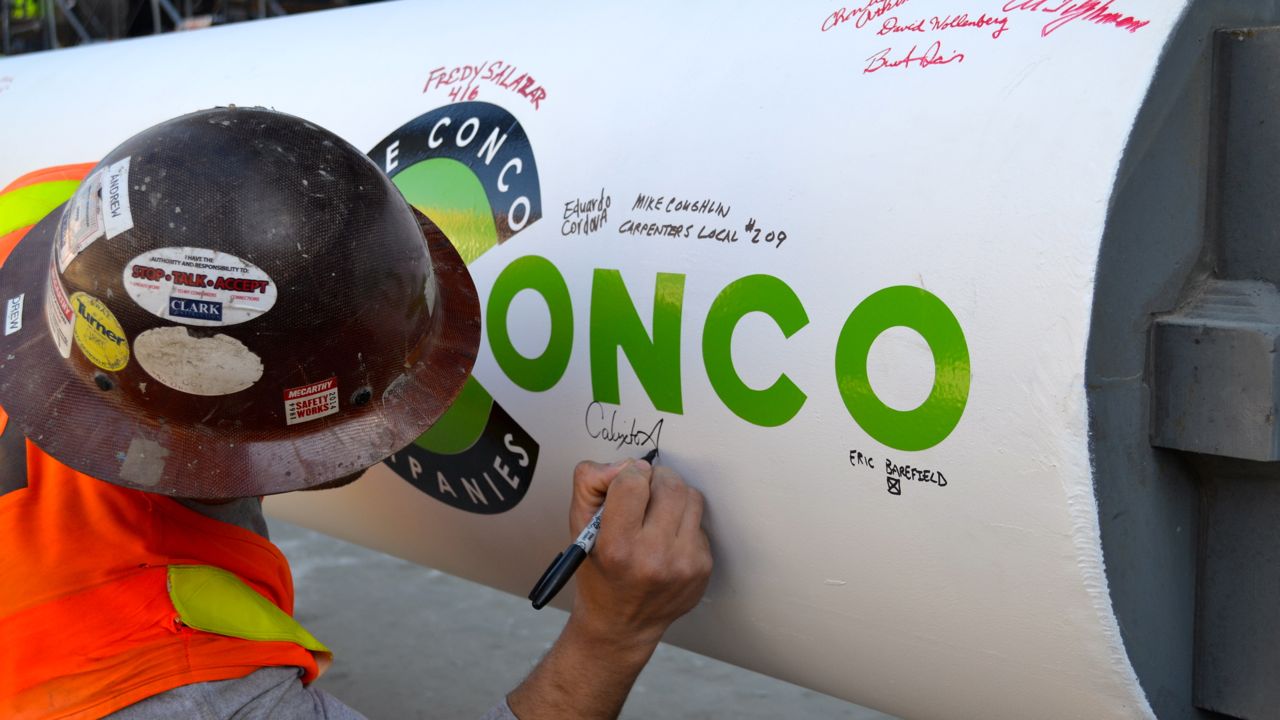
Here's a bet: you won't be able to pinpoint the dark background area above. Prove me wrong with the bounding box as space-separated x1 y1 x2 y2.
2 0 381 57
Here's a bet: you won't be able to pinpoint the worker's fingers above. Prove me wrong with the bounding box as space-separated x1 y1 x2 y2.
598 460 652 540
675 486 712 578
570 459 629 535
677 485 705 539
642 465 687 535
571 462 712 648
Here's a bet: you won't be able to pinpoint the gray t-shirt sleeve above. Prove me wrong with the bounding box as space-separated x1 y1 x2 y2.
107 667 366 720
108 666 520 719
480 697 520 720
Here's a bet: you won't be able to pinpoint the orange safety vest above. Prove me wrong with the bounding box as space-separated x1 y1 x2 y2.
0 167 326 720
0 442 326 720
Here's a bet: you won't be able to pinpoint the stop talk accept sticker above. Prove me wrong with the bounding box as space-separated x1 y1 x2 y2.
122 247 277 327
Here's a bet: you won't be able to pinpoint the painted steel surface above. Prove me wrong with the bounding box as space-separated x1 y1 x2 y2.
0 2 1190 717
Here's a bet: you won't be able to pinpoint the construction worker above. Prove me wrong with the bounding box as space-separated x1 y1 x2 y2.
0 107 712 719
10 0 40 22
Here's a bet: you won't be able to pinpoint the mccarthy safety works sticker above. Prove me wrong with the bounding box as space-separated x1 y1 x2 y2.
44 261 72 358
123 247 277 327
71 292 128 371
284 377 339 425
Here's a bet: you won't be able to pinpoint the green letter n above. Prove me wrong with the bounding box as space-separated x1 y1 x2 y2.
590 269 685 414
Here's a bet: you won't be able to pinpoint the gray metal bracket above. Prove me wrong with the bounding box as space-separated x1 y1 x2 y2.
1148 27 1280 720
1152 279 1280 462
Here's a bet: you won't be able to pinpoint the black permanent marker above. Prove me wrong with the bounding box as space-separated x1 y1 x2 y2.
528 448 659 609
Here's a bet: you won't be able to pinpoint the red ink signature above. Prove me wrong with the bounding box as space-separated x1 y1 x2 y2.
864 41 965 73
879 13 1010 40
1001 0 1149 37
933 13 1010 39
424 61 547 110
822 0 912 32
877 16 925 35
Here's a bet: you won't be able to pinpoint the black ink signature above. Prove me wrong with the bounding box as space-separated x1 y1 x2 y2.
584 401 663 452
864 40 965 74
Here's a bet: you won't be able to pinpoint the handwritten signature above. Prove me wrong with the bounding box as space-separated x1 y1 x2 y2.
864 41 965 74
879 13 1009 40
1002 0 1149 37
584 401 663 452
821 0 911 32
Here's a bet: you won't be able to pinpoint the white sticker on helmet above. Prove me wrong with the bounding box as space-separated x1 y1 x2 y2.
102 157 134 240
118 437 169 487
122 247 278 327
44 260 73 358
134 326 264 396
423 271 438 316
5 294 23 336
56 170 104 272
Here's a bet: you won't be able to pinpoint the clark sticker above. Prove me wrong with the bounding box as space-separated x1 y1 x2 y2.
70 292 128 371
284 377 339 425
122 247 277 327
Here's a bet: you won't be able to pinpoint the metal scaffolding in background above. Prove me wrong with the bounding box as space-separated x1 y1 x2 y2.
1 0 353 56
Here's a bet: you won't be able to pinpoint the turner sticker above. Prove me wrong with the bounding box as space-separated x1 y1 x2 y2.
44 260 73 358
70 292 128 371
284 377 340 425
123 247 277 327
55 170 104 272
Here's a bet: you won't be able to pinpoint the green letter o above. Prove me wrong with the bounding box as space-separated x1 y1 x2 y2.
487 255 573 392
834 286 970 451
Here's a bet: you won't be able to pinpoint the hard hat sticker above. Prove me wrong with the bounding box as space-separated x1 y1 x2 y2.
284 377 339 425
44 260 73 358
134 326 263 396
70 292 128 371
102 157 134 240
55 169 104 272
122 247 278 327
5 294 23 336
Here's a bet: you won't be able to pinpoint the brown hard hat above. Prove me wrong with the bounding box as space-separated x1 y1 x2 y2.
0 107 480 498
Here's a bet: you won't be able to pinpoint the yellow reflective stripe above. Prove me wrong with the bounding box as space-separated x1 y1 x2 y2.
0 180 80 237
166 565 330 655
11 0 40 20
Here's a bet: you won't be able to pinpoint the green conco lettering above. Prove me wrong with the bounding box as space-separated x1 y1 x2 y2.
486 255 573 392
702 275 808 427
590 269 685 414
834 286 970 451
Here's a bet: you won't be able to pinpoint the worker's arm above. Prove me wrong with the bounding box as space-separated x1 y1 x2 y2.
505 459 713 720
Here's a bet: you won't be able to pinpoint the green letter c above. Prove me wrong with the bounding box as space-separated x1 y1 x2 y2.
702 274 809 427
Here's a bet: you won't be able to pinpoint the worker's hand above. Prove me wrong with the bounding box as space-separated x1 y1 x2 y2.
567 459 713 651
507 460 713 720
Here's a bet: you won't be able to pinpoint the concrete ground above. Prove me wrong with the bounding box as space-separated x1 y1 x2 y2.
270 519 897 720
